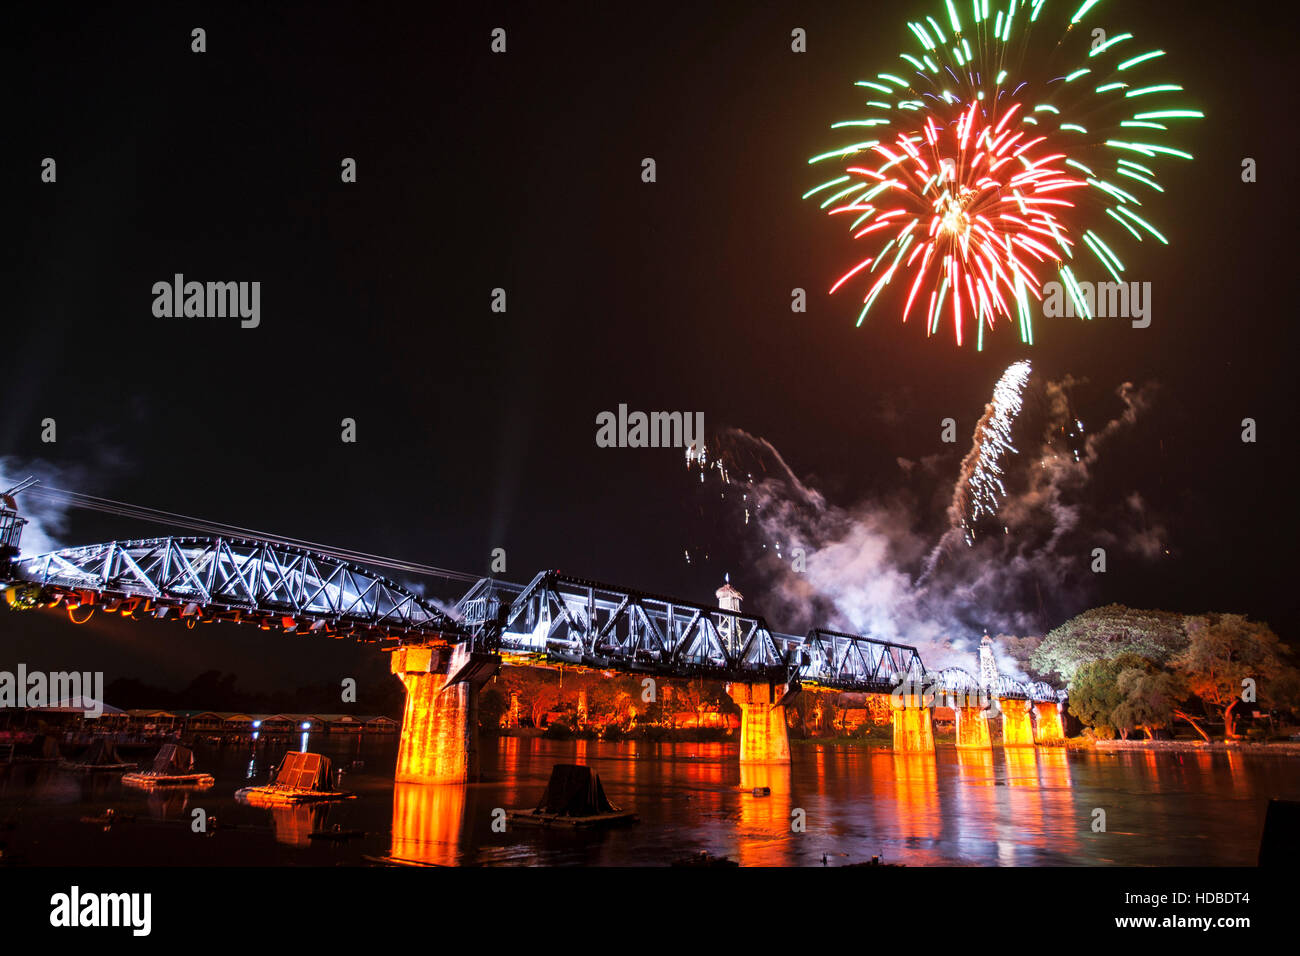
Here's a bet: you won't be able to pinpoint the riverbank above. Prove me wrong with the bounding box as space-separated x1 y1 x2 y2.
1087 738 1300 755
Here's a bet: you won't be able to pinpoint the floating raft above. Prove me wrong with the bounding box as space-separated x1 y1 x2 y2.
507 764 636 829
235 751 355 806
122 744 215 790
59 739 136 773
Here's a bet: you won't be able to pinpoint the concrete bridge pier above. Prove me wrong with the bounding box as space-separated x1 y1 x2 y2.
726 682 791 763
1033 701 1066 744
892 693 935 753
955 705 992 749
999 698 1035 746
392 643 500 785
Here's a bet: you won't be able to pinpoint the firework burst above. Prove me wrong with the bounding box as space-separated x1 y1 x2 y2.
805 0 1200 346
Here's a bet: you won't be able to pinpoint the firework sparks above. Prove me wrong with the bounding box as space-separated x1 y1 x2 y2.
806 0 1200 345
954 359 1032 544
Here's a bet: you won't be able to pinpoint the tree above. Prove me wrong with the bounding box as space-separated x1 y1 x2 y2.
1171 614 1297 738
1068 657 1130 737
1032 604 1189 682
478 684 508 731
528 682 561 728
585 677 622 725
1069 654 1207 741
1111 666 1187 740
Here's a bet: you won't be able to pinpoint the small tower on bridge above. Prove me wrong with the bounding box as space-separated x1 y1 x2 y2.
0 480 34 572
979 633 999 687
715 575 743 612
716 575 743 655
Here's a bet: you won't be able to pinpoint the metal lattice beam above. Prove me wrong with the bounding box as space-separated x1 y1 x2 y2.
10 536 468 640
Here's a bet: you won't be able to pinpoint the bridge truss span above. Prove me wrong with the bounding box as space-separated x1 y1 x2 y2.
3 525 1066 703
7 536 468 641
787 627 925 694
460 570 794 684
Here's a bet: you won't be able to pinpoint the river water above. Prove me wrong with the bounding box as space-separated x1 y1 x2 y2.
2 736 1295 866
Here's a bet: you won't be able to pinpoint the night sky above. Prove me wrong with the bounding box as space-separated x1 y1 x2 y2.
4 1 1296 693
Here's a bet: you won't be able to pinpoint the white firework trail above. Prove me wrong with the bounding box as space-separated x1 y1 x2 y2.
960 359 1032 545
919 359 1033 581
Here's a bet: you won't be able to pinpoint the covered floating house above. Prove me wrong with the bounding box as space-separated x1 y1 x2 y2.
122 744 214 790
507 764 635 829
234 751 355 806
59 738 135 772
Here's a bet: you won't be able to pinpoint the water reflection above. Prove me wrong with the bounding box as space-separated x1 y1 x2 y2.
391 782 467 866
270 804 326 847
1 736 1293 866
736 763 792 867
144 789 196 821
892 754 940 844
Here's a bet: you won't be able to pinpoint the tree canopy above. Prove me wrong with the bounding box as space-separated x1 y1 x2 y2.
1031 604 1189 683
1172 613 1298 736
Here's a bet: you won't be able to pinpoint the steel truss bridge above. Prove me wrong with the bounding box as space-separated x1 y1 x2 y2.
2 534 1063 704
5 536 462 640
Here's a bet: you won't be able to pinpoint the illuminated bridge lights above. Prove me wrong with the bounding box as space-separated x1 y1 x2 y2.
3 534 1066 704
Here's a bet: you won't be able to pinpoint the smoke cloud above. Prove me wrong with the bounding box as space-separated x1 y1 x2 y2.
688 372 1164 677
0 458 83 555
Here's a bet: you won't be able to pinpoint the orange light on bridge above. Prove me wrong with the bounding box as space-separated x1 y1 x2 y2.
1000 699 1035 746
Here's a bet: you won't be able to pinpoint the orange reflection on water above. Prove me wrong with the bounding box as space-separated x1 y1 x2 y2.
955 747 995 779
1003 746 1039 788
269 804 323 847
390 781 467 866
1034 748 1079 858
1036 747 1072 788
1225 750 1249 794
950 748 998 855
735 763 793 867
998 748 1045 864
892 754 940 842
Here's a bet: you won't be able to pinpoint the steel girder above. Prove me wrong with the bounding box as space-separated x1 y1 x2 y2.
10 536 466 640
793 627 925 693
460 571 795 684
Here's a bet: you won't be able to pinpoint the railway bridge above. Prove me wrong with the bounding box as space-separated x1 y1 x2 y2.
1 501 1066 786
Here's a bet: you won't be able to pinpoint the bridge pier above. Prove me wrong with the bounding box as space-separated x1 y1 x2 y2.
392 643 499 785
955 705 992 749
891 693 935 753
999 698 1035 746
1033 701 1066 744
726 682 791 763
